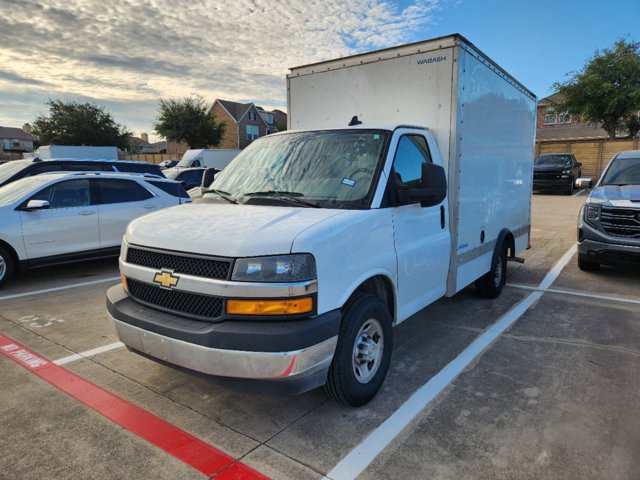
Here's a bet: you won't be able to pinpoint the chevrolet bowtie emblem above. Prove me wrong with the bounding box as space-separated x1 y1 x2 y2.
153 269 180 289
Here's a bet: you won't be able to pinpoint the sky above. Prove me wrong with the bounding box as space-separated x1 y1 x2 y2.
1 0 638 142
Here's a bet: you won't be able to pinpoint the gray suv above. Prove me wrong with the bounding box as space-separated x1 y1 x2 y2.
577 151 640 270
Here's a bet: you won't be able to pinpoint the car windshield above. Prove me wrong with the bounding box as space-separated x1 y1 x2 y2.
0 160 30 184
207 130 389 208
600 157 640 185
0 175 50 207
535 155 572 165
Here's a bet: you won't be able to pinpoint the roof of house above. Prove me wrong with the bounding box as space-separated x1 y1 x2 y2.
538 93 564 107
215 99 255 122
536 125 609 141
0 126 34 141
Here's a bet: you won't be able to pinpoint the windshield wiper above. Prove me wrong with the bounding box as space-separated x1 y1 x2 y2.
244 190 320 208
203 188 238 204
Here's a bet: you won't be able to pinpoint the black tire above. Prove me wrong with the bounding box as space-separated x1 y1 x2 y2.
578 254 599 271
325 294 393 407
0 246 15 289
565 179 575 195
475 240 508 299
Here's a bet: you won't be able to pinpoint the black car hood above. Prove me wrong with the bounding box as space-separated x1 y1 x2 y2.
589 184 640 204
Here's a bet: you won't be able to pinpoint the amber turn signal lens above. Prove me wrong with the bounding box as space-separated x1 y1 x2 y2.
121 273 128 291
227 297 313 315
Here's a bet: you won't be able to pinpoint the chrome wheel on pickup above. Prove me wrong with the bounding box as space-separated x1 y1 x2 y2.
326 294 392 406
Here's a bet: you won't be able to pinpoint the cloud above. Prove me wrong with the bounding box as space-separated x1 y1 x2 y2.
0 0 440 136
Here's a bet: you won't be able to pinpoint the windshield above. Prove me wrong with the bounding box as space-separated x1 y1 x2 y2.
535 154 572 166
0 160 30 185
0 176 50 207
208 130 389 208
600 157 640 185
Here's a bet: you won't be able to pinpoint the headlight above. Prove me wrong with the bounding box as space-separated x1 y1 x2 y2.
584 204 600 224
232 254 316 283
562 169 571 174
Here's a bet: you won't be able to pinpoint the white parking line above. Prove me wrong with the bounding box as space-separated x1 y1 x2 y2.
509 283 640 305
325 245 577 480
572 189 585 197
54 342 125 365
0 276 120 302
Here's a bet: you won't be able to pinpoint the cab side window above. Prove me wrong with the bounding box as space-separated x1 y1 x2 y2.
30 179 91 208
391 135 432 188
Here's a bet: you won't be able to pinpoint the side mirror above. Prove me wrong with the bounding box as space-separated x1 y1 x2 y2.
576 177 593 188
576 162 583 168
395 163 447 207
24 200 50 211
200 168 218 191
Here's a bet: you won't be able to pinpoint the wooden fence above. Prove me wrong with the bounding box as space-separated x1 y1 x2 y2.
118 153 177 165
535 138 640 179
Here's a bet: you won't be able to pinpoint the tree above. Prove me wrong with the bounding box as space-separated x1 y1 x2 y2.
553 38 640 139
32 100 131 149
154 95 226 149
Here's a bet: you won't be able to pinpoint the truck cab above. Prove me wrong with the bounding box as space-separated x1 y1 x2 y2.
108 126 449 406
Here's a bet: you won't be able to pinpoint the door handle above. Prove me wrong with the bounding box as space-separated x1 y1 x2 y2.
440 206 445 229
143 205 155 209
79 211 95 216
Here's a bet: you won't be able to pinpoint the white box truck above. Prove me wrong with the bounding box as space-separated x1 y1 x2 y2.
107 34 536 406
173 149 241 170
34 145 118 160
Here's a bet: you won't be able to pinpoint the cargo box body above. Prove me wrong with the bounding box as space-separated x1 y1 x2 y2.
287 34 537 295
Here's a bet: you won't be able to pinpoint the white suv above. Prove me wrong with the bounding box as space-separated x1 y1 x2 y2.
0 172 190 287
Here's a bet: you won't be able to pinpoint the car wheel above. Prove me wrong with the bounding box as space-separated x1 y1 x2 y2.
0 246 15 288
325 294 393 407
476 240 508 298
578 254 599 271
565 179 574 195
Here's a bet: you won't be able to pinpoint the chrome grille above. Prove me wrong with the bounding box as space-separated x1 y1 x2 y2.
127 279 224 320
126 247 231 280
601 207 640 238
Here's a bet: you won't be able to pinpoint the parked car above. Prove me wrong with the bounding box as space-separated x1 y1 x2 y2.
163 167 210 190
0 172 190 287
0 158 165 188
533 153 582 194
576 150 640 271
158 160 179 169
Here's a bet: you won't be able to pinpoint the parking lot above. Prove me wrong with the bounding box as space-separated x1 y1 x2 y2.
1 192 639 480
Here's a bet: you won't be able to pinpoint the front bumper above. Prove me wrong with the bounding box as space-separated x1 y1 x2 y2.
578 217 640 265
533 178 572 190
107 285 341 393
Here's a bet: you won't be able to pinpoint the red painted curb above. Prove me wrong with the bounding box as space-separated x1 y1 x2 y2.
0 334 269 479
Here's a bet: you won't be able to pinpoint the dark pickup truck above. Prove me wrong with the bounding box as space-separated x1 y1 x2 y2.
533 153 582 194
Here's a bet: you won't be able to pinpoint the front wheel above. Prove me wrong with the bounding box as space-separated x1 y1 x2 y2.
476 240 508 298
578 253 599 271
0 246 15 289
325 294 393 407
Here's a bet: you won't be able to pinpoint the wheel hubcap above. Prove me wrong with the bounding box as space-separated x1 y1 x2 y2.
0 256 5 280
352 318 384 384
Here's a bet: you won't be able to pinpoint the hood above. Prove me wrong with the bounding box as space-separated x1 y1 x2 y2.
126 203 347 257
588 184 640 205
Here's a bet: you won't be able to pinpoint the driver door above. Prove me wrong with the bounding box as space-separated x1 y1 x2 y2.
19 178 100 259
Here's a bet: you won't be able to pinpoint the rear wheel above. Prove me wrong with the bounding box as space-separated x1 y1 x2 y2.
0 246 15 289
476 240 508 298
325 294 392 407
578 253 599 271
